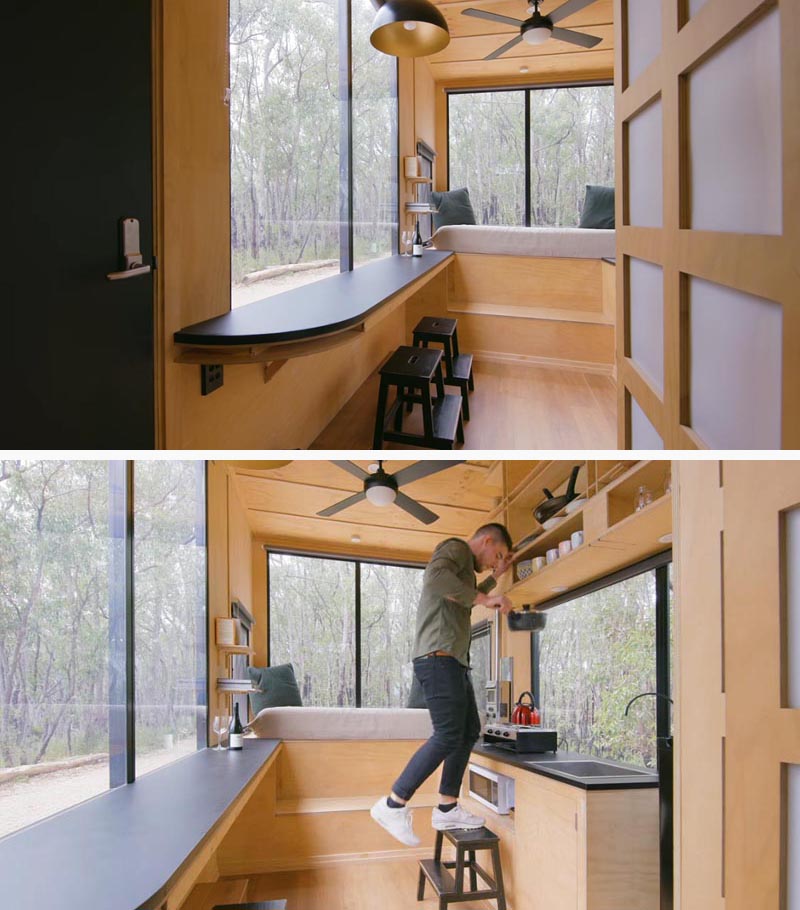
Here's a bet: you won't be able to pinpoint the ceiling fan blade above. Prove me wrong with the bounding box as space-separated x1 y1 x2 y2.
394 492 440 525
317 490 367 518
330 460 369 481
550 26 602 47
393 460 465 488
462 7 525 27
547 0 599 25
486 33 524 59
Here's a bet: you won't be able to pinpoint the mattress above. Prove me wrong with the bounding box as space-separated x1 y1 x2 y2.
431 224 616 259
248 705 433 740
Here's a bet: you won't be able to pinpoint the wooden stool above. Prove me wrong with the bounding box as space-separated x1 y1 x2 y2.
412 316 475 420
373 345 464 450
417 827 507 910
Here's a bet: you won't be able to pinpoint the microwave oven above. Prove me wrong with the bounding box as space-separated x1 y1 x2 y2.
467 762 515 815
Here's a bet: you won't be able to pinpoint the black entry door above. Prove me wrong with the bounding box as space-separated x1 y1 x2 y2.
3 1 155 448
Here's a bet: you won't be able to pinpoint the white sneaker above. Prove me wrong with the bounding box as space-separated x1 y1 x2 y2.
431 803 485 830
370 797 421 846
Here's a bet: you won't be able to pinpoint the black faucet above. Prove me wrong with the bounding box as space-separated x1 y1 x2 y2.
624 691 674 716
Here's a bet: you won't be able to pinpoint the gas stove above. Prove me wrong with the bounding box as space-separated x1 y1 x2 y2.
483 723 558 753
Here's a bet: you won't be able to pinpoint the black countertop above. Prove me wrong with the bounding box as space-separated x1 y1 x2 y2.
0 739 280 910
472 742 658 790
174 252 454 346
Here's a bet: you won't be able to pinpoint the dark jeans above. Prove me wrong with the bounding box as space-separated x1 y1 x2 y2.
392 655 481 801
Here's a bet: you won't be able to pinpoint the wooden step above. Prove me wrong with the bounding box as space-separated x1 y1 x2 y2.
182 878 250 910
447 353 473 383
419 859 499 902
382 393 463 449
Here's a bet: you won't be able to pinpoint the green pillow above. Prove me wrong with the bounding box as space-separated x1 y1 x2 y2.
431 187 477 230
579 185 615 229
248 663 303 716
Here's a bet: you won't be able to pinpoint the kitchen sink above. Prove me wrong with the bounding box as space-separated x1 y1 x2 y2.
524 759 655 778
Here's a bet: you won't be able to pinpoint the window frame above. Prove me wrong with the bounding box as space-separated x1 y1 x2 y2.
531 549 673 745
446 80 614 227
266 547 424 707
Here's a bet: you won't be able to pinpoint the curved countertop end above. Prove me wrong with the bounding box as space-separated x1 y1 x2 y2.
472 742 659 790
0 739 281 910
174 251 454 346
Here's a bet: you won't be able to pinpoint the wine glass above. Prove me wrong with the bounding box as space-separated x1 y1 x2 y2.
401 230 411 257
212 714 229 750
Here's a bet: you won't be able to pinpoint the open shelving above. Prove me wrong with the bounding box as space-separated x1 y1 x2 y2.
501 461 673 609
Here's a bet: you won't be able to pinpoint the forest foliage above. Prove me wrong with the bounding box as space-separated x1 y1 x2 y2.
449 86 614 227
0 461 205 772
230 0 396 283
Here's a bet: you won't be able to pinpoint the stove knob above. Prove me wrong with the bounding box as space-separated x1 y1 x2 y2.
502 731 510 737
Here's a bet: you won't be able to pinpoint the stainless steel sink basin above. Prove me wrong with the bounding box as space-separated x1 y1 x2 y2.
525 759 655 778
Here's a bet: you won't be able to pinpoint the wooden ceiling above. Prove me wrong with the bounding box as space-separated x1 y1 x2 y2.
225 459 504 563
427 0 613 86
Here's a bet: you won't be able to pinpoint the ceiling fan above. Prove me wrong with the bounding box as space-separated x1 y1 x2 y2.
317 460 464 525
462 0 602 60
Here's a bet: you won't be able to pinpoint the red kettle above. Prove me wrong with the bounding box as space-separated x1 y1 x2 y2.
511 692 541 726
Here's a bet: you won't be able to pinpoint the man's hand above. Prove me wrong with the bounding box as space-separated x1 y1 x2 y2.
485 593 513 615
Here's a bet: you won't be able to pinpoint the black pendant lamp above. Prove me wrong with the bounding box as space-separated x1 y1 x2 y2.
370 0 450 58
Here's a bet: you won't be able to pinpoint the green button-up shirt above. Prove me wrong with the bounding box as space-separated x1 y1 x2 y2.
412 538 497 667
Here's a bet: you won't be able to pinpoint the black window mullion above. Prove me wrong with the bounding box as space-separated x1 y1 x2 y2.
108 461 131 788
655 563 671 739
355 563 362 707
524 89 531 226
338 0 353 272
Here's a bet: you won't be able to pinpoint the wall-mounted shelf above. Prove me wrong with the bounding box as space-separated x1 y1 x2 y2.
405 176 432 185
217 645 255 656
502 460 673 608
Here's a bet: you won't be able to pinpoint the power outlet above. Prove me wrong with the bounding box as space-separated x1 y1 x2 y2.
201 364 223 396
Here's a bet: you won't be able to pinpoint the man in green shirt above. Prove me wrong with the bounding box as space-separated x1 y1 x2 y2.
371 523 514 846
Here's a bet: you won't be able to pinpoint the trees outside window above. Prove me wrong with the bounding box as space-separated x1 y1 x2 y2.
229 0 397 306
449 85 614 227
268 553 422 707
538 568 667 768
0 461 207 840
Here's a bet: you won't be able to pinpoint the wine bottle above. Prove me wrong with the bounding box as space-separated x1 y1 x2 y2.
412 219 423 257
229 703 244 750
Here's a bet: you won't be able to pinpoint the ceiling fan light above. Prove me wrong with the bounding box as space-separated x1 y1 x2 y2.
370 0 450 57
522 25 551 45
365 484 397 506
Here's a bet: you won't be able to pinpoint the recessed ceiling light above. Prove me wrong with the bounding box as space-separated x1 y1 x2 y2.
351 534 361 543
659 533 673 544
552 585 568 593
519 66 529 73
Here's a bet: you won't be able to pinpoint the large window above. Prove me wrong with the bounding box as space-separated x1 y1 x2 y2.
268 553 422 707
449 84 614 227
0 461 207 841
230 0 397 307
536 556 671 769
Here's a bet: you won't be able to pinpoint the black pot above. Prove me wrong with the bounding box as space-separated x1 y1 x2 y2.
507 609 547 632
533 465 581 525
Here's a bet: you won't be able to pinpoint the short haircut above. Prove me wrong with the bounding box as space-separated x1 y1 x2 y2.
472 522 513 550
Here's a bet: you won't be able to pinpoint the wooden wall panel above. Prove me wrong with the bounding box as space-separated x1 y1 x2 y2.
616 0 800 448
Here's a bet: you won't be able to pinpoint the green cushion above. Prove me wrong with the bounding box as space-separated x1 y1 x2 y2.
248 663 303 715
431 187 477 230
579 184 615 229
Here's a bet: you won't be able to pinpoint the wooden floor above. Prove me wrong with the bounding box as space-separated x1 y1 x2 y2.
241 858 492 910
310 359 617 450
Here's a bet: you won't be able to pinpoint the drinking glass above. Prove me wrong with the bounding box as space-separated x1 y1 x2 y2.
212 714 229 750
634 485 653 512
401 230 411 256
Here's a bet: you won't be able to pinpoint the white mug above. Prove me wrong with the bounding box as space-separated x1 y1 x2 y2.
546 547 559 564
532 555 547 572
558 540 572 557
570 530 584 549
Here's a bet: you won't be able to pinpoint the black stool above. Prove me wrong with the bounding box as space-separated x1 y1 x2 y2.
373 345 464 450
417 827 507 910
412 316 475 420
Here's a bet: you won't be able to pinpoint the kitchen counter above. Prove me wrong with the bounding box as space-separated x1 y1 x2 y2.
472 741 658 790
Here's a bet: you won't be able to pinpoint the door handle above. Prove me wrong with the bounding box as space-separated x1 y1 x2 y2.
106 217 152 280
